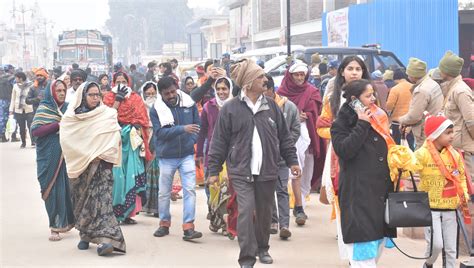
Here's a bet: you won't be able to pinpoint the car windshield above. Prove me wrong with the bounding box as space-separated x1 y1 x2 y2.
374 54 403 72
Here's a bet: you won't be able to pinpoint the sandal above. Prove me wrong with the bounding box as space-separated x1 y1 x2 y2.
48 231 61 242
123 218 137 225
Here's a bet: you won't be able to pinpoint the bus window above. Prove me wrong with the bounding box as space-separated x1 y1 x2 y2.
60 47 76 60
88 47 104 60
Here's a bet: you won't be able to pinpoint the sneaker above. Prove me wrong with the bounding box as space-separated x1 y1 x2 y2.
295 211 307 226
77 240 89 250
270 223 278 235
97 243 114 256
279 227 292 239
258 251 273 264
183 229 202 241
153 226 169 237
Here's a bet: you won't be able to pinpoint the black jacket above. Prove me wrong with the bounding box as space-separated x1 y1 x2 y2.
0 74 14 100
207 94 298 182
331 103 396 244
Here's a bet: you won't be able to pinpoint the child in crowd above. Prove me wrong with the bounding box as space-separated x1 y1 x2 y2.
415 114 470 268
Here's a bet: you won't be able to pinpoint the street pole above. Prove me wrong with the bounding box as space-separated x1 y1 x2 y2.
286 0 291 57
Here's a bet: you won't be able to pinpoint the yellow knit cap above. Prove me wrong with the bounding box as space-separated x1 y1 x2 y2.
438 50 464 78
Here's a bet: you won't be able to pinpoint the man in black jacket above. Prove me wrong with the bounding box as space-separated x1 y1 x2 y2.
207 59 300 268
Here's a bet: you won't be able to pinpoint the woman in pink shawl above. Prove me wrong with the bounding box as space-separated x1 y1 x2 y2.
277 62 325 225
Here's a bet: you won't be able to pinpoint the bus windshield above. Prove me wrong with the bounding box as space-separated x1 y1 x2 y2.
60 47 77 60
88 47 104 60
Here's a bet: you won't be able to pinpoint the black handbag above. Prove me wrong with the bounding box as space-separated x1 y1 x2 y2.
385 170 433 259
385 171 432 228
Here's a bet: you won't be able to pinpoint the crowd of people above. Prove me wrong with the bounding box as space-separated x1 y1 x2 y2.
0 50 473 267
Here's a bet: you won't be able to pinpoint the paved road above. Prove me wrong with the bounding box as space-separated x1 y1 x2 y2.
0 141 467 267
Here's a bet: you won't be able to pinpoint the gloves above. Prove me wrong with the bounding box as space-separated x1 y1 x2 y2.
115 84 129 102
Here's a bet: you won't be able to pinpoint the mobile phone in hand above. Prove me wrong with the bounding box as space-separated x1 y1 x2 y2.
213 59 221 68
349 99 366 112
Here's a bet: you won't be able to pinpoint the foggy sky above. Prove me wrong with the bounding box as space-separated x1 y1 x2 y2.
0 0 219 35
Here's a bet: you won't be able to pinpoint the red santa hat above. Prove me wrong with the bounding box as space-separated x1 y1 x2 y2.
424 113 453 140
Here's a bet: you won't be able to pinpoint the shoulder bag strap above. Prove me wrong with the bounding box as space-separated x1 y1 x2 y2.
389 226 433 260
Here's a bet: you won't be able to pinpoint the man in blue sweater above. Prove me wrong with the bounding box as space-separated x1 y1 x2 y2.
149 76 202 241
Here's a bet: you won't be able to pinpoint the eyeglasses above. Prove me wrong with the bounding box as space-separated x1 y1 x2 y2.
87 93 101 98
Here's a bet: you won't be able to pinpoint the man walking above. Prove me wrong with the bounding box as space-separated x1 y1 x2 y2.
263 75 300 240
0 65 15 142
208 59 300 268
399 58 443 149
150 76 202 241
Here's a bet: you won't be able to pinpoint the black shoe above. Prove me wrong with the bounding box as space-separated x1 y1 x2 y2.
97 243 114 256
20 143 26 148
241 265 253 268
183 229 202 241
270 223 278 234
279 227 292 239
295 211 307 226
0 134 8 142
77 240 89 250
258 251 273 264
153 226 169 237
11 136 20 142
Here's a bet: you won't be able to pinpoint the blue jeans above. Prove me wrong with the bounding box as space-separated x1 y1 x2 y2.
158 155 196 226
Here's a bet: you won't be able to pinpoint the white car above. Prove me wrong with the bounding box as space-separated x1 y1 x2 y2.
264 55 303 87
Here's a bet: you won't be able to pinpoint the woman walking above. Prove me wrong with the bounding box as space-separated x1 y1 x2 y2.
60 81 126 256
140 81 160 217
316 56 371 260
31 79 75 241
9 71 34 148
103 71 152 224
331 79 396 267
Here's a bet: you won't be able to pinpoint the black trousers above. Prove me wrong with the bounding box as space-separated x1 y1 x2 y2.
232 177 277 266
14 111 33 145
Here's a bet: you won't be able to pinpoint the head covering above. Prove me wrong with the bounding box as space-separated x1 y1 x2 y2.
140 81 158 109
383 70 394 81
311 53 321 65
33 68 49 87
278 65 324 165
60 82 122 178
34 68 49 79
31 79 68 132
112 71 132 87
222 52 230 59
230 58 265 92
214 77 234 108
70 69 87 82
393 68 407 80
311 66 320 77
424 113 453 141
371 70 383 80
438 50 464 78
195 66 205 74
74 82 101 114
328 60 339 69
289 62 309 74
428 68 442 81
406 57 427 78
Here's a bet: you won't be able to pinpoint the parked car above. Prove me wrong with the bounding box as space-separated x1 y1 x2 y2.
266 46 406 87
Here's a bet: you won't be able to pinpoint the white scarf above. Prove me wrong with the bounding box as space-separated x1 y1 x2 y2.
60 82 122 178
153 89 194 127
214 77 234 108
